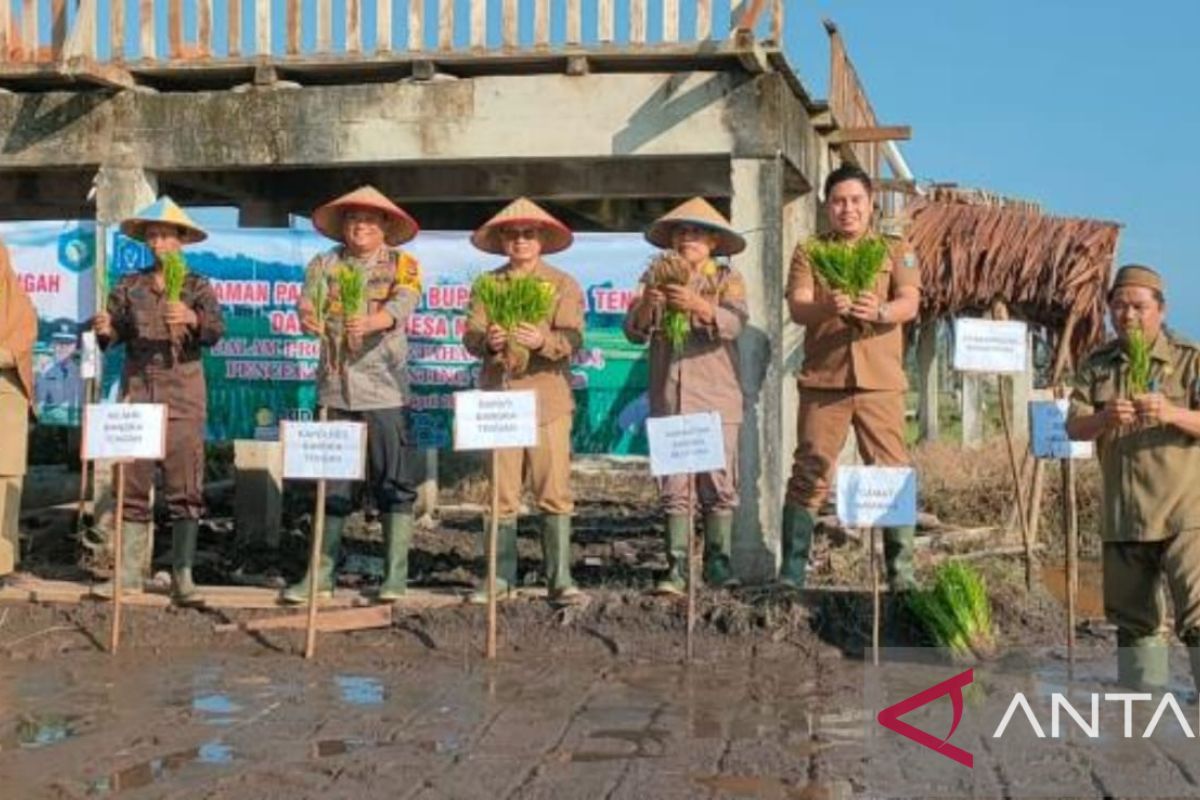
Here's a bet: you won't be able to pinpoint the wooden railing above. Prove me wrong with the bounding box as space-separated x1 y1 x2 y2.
825 18 880 177
0 0 783 66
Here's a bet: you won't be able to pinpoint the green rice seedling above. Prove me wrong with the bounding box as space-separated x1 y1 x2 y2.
805 236 889 297
470 273 557 375
1125 325 1152 397
161 251 188 302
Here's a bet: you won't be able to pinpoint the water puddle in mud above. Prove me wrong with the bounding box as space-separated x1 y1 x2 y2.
568 727 670 762
2 713 85 751
87 740 235 795
335 674 385 706
313 737 377 757
1040 560 1104 619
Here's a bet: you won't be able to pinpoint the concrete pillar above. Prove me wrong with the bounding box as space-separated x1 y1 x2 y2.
917 319 940 443
91 166 158 557
234 440 283 548
961 373 983 448
730 157 798 584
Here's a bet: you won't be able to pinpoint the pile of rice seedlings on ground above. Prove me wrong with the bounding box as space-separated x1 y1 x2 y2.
907 560 996 661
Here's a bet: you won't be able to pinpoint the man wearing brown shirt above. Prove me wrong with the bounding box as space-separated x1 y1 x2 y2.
1067 265 1200 691
781 165 922 591
463 198 585 604
93 198 225 603
625 198 748 593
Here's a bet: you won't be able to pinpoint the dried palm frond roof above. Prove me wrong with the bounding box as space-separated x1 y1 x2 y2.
902 186 1121 357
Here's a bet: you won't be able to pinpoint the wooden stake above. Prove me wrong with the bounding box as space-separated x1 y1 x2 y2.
685 477 695 662
997 374 1035 590
1064 454 1079 669
75 379 95 538
304 405 329 660
486 449 500 660
870 526 879 667
109 463 125 654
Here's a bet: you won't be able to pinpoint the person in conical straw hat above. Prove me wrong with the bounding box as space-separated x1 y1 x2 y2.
284 185 424 605
625 197 748 594
462 197 585 605
92 196 225 604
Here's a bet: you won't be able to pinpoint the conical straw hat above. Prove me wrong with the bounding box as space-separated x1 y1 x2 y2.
119 196 208 244
312 185 420 246
470 197 574 255
645 197 745 256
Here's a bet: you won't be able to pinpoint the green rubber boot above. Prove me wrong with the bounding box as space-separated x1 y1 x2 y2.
702 512 739 588
1117 633 1169 691
170 519 200 604
653 515 690 596
282 514 344 604
542 514 583 604
778 504 814 589
1186 635 1200 700
884 526 917 591
377 512 414 602
469 518 519 604
91 521 150 597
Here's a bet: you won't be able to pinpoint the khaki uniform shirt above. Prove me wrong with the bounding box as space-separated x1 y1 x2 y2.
1068 330 1200 542
786 235 921 391
302 246 422 412
623 260 747 424
103 270 225 420
462 261 584 426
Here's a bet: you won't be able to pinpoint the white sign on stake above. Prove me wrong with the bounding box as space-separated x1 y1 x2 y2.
281 421 368 481
1029 399 1094 460
953 318 1028 374
646 412 726 477
454 390 539 451
835 466 918 528
82 403 167 461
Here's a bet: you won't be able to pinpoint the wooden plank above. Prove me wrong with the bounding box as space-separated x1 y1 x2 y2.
345 0 360 52
770 0 781 42
111 0 125 60
627 0 644 44
138 0 154 59
468 0 483 48
315 0 330 53
216 604 393 633
227 0 241 56
21 0 37 61
407 0 423 51
0 0 11 63
254 0 269 55
501 0 516 48
731 0 764 31
662 0 678 42
437 0 451 50
50 0 66 58
168 0 183 58
596 0 611 42
61 0 96 59
565 0 580 44
284 0 298 53
62 57 136 87
828 125 912 144
376 0 391 52
197 0 212 55
532 0 548 47
695 0 711 41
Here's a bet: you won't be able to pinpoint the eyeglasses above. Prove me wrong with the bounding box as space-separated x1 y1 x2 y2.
502 227 540 240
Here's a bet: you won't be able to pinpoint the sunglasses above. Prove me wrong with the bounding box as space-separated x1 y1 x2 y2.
502 227 541 240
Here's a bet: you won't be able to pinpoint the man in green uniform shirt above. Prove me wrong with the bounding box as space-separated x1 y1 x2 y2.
1067 264 1200 691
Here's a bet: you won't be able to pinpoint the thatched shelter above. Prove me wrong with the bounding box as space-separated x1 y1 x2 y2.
905 186 1122 360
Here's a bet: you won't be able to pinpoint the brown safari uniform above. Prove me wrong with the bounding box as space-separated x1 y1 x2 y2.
463 260 584 518
101 270 225 523
624 260 748 514
1069 269 1200 689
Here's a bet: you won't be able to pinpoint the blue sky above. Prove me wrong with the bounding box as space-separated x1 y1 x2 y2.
782 1 1200 338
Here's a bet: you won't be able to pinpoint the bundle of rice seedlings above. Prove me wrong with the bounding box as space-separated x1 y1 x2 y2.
907 561 996 661
337 265 367 318
161 251 188 302
470 273 557 375
645 251 693 354
804 236 889 297
1125 325 1152 397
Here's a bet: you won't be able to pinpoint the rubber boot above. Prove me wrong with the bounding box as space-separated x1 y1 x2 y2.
653 515 690 595
1186 636 1200 702
170 519 201 605
884 526 917 591
542 514 583 605
469 518 519 604
282 514 344 604
92 521 150 597
1117 633 1170 691
778 504 813 589
702 512 739 588
376 512 413 602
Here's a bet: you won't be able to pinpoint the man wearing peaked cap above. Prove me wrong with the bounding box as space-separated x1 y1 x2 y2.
463 197 586 605
1067 264 1200 692
37 322 82 421
93 196 225 604
626 197 748 593
285 186 424 605
781 164 923 592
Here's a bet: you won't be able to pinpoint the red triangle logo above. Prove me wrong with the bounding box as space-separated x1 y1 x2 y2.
876 667 974 768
